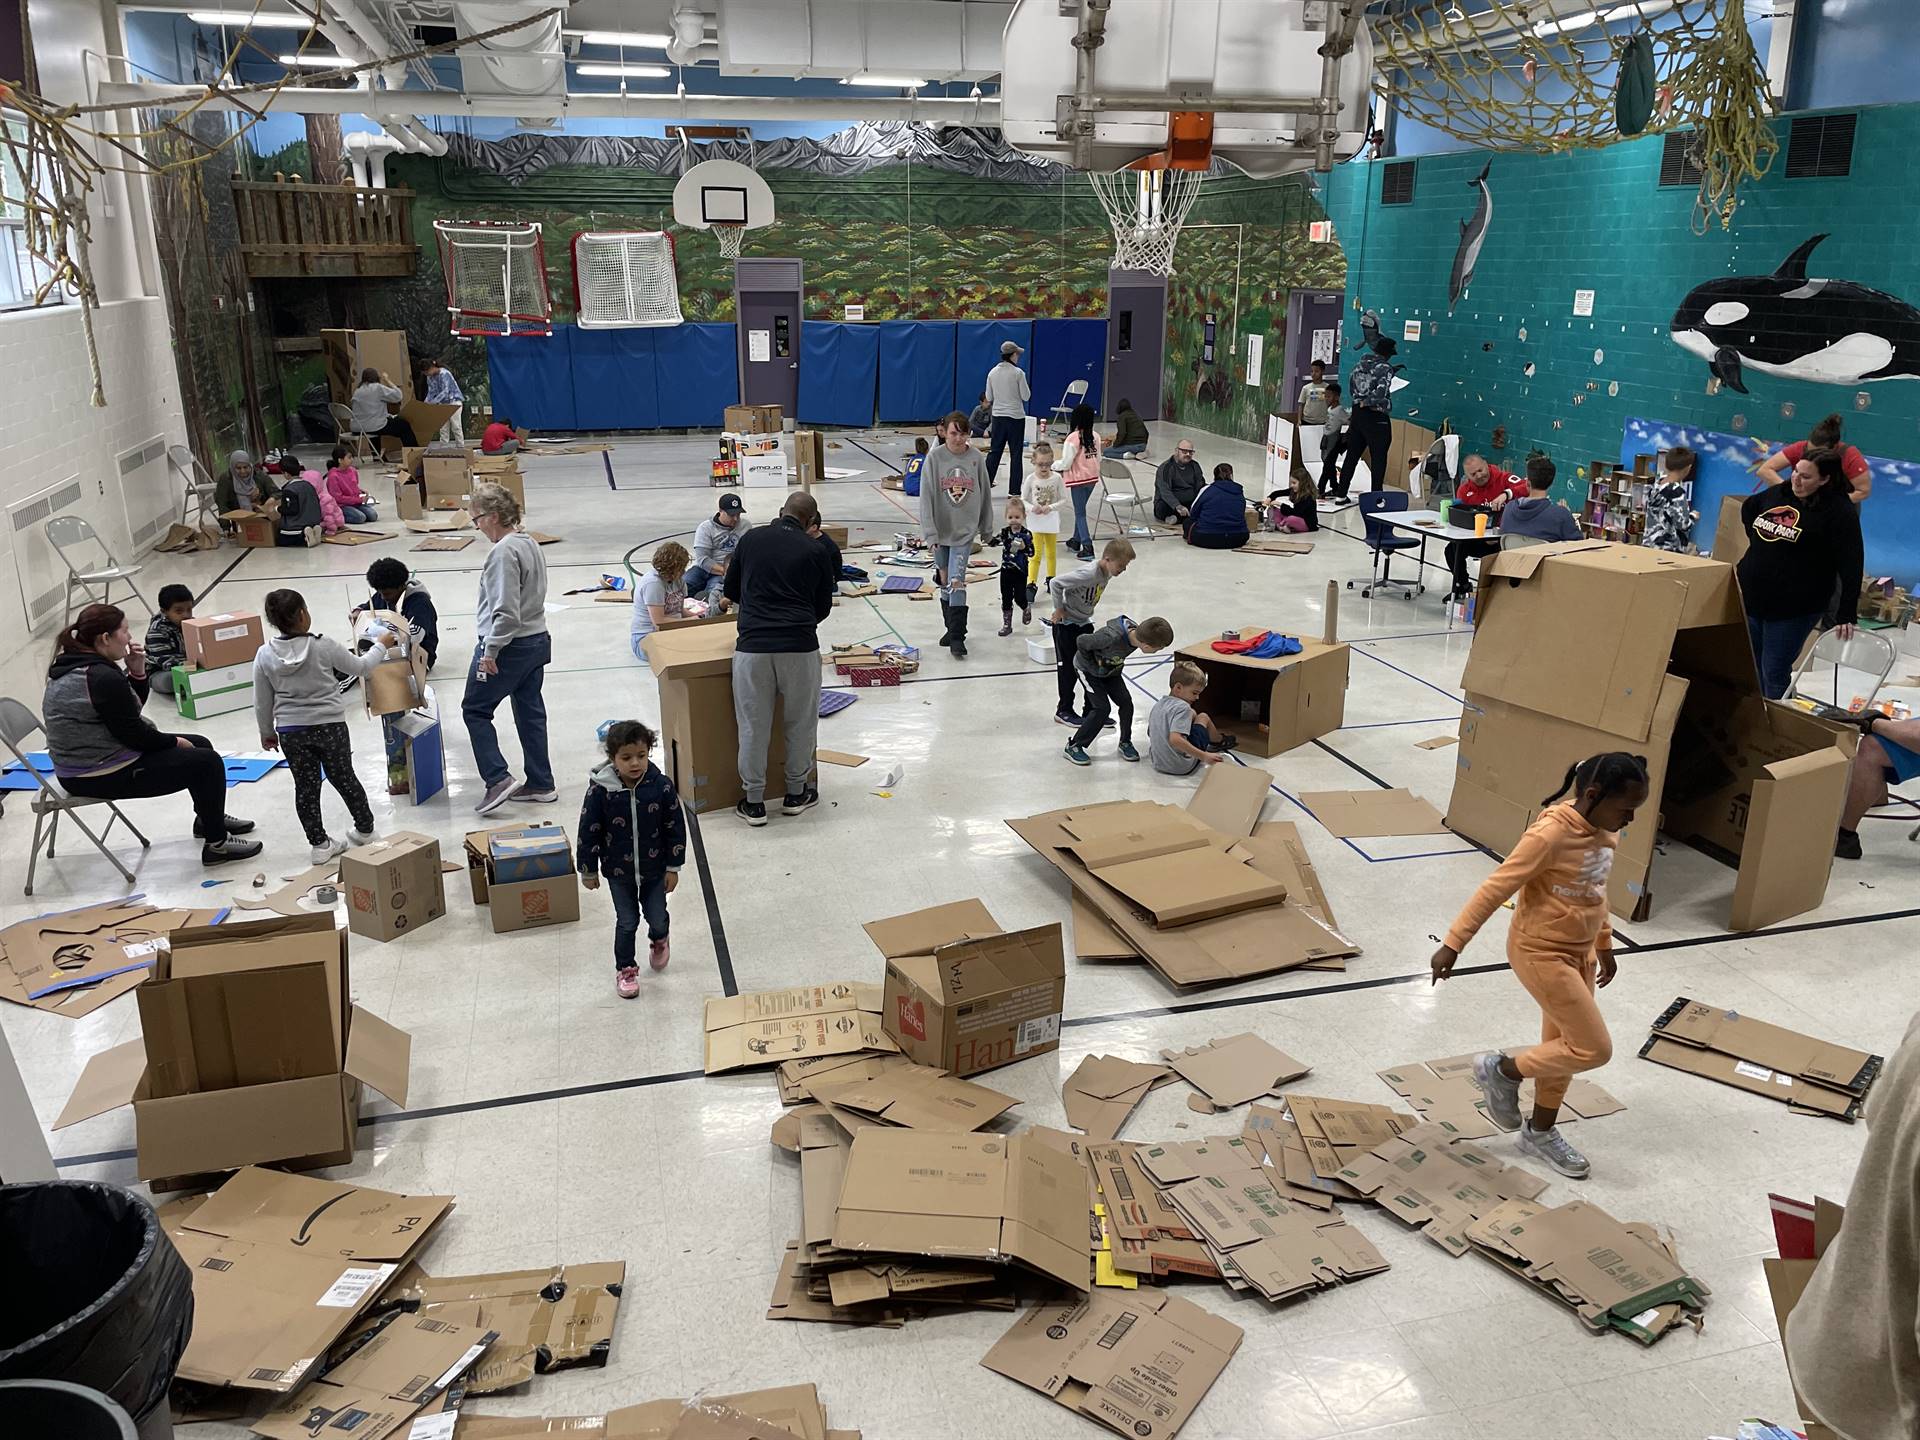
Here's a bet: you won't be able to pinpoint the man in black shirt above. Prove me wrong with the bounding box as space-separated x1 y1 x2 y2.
723 491 836 826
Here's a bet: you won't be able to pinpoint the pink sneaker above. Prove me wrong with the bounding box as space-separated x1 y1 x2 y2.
649 937 670 972
615 965 640 998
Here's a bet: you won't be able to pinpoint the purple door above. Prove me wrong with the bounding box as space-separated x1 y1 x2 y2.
1280 289 1345 417
735 258 802 414
1106 269 1166 421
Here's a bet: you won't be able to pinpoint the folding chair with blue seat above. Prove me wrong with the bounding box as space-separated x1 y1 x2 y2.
0 698 149 895
1347 491 1423 600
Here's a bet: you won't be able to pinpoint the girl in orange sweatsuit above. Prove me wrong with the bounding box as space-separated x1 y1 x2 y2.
1430 752 1651 1178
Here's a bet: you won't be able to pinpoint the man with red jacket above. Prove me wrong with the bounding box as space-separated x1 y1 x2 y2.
1446 453 1526 598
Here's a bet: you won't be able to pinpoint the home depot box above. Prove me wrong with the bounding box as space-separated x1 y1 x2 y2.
220 509 276 547
339 831 446 942
464 828 580 933
642 622 810 812
53 912 411 1183
1448 541 1857 931
1174 631 1349 756
864 898 1066 1076
183 609 265 669
171 660 253 720
794 429 825 490
724 403 782 434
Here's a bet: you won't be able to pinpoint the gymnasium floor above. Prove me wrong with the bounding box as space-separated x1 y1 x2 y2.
4 427 1913 1440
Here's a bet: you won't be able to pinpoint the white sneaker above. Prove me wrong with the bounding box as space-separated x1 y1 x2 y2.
1517 1123 1591 1179
311 836 348 864
347 828 376 848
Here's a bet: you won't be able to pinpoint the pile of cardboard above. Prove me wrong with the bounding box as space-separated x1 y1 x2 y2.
703 983 897 1075
1375 1054 1625 1138
1640 997 1883 1120
1859 574 1912 626
0 899 221 1017
1008 765 1360 987
1334 1120 1551 1257
460 1382 862 1439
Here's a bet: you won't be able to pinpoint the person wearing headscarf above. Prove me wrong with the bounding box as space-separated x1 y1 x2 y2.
214 450 279 517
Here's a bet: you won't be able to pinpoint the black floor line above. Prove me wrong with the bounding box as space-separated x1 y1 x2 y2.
681 801 738 997
192 546 252 604
1309 735 1396 790
1623 903 1920 955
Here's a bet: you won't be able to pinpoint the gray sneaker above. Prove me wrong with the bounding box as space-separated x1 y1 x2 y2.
1471 1051 1523 1132
474 777 517 815
1517 1123 1591 1179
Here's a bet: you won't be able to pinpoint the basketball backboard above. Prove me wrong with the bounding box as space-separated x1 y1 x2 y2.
672 159 776 235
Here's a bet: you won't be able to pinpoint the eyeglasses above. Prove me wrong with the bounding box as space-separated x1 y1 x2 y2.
1177 448 1194 456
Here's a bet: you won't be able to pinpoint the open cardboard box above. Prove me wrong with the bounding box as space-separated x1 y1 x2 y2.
1174 631 1348 757
1763 1195 1845 1440
1448 542 1857 931
644 622 810 813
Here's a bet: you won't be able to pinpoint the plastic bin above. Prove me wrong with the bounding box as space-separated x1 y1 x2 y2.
0 1379 139 1440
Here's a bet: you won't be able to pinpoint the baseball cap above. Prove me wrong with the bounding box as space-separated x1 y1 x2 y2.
717 493 745 515
1000 341 1022 358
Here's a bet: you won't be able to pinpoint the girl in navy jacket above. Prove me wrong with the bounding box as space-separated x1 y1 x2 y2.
577 720 686 997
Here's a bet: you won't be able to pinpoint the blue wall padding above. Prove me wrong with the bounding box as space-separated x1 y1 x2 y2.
569 328 659 431
1030 318 1107 419
876 320 958 421
652 323 738 428
487 329 577 430
955 320 1032 413
798 322 879 427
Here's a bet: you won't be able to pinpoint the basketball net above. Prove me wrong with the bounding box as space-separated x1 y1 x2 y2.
713 223 746 259
1090 165 1204 276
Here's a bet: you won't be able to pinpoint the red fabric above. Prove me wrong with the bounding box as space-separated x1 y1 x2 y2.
1780 439 1868 483
482 422 517 454
1455 466 1524 508
1211 630 1271 655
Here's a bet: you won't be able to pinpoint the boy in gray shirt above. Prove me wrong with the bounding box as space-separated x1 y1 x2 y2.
1064 615 1173 765
1047 538 1134 725
923 412 995 658
1148 659 1238 775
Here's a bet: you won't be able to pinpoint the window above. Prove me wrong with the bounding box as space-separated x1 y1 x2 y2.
1657 131 1703 188
0 112 74 313
1381 160 1416 205
1785 113 1856 179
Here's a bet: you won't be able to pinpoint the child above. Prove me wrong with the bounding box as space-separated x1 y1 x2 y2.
1024 442 1062 601
1643 444 1699 552
902 437 930 497
275 469 324 546
1049 537 1133 727
1056 402 1104 560
253 587 399 862
1317 382 1349 497
1266 470 1319 533
577 719 685 997
144 583 193 697
1064 615 1172 765
630 541 690 658
993 499 1037 636
358 557 439 670
924 411 995 660
1148 660 1239 774
1429 751 1651 1179
325 445 378 524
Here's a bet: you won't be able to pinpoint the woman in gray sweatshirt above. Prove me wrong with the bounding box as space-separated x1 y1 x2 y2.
922 411 996 658
464 481 555 814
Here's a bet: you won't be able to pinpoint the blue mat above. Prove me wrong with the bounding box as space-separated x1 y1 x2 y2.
2 751 286 789
819 690 858 717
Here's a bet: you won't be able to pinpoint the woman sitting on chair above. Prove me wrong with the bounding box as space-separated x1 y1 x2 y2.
1184 463 1251 550
42 604 262 865
351 366 417 452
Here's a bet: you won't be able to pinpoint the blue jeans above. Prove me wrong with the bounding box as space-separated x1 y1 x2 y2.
462 632 553 790
684 564 719 600
607 871 669 968
340 503 377 524
1107 443 1146 458
933 542 973 608
1069 484 1093 551
1747 611 1820 700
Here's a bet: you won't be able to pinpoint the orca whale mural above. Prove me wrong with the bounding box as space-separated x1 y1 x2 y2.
1670 234 1920 393
1449 161 1491 316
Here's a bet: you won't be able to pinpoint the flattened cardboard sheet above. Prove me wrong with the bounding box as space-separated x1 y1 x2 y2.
1298 787 1450 838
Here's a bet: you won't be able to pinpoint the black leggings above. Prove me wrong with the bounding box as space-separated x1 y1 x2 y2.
64 733 228 844
1337 409 1392 497
1071 671 1132 748
999 568 1028 611
281 722 373 846
375 417 417 449
1052 620 1092 714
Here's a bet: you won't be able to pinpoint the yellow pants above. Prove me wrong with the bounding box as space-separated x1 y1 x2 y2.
1027 532 1058 588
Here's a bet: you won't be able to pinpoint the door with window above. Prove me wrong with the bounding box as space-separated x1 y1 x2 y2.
1106 269 1166 422
735 258 802 414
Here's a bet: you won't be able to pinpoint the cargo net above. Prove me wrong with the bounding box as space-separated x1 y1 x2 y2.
572 230 685 329
434 220 553 336
1371 0 1776 232
1090 165 1206 276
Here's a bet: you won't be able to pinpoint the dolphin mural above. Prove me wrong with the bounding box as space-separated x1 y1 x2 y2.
1448 161 1491 316
1670 233 1920 393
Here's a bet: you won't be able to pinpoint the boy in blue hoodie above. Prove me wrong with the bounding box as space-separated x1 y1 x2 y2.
577 720 686 997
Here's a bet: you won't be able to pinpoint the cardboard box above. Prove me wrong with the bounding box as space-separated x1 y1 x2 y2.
361 608 431 717
254 1310 495 1440
379 1260 625 1393
322 326 412 405
1061 1055 1175 1141
488 868 580 934
1712 492 1751 566
159 1165 452 1391
393 472 426 520
865 899 1066 1076
794 429 825 490
806 1060 1019 1132
832 1130 1089 1290
703 983 897 1074
724 403 782 434
424 452 472 498
643 623 810 813
0 902 218 1017
463 824 529 905
54 912 411 1182
1639 997 1882 1119
1057 807 1288 927
1763 1195 1844 1440
339 831 446 942
221 510 277 547
819 522 848 547
488 825 573 884
1174 631 1349 757
1448 542 1858 930
171 660 253 720
1337 1120 1551 1257
183 610 265 669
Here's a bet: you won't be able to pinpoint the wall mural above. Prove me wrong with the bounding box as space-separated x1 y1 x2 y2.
1448 161 1491 316
1670 233 1920 393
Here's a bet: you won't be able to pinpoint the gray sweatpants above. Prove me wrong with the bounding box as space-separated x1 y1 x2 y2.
732 648 821 804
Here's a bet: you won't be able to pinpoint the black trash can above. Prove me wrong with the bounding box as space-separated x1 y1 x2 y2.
0 1379 139 1440
0 1182 193 1440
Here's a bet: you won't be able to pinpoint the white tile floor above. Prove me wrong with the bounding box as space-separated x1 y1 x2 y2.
4 427 1913 1439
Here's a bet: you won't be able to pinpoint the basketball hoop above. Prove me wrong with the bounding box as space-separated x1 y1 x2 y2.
1090 162 1205 277
712 222 746 259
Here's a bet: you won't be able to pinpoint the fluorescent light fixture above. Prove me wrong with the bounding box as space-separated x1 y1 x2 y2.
841 75 927 88
574 63 673 79
189 9 314 25
565 29 673 47
1530 9 1598 35
277 52 348 69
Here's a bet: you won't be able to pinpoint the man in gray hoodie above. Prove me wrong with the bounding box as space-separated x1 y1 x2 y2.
922 411 995 659
463 481 554 815
686 492 751 602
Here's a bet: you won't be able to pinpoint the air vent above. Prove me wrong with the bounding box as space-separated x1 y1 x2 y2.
1785 113 1856 178
1658 131 1703 187
1381 160 1416 205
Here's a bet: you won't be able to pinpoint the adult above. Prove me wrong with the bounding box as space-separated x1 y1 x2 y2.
1444 452 1527 597
1335 337 1397 500
723 490 835 826
1153 438 1204 525
1759 412 1871 504
923 410 995 659
463 481 554 814
1295 358 1332 469
687 492 750 602
1500 456 1583 543
42 604 261 864
213 449 278 518
1056 401 1104 561
350 366 415 450
1835 714 1920 860
1107 397 1149 459
424 359 464 444
1737 447 1862 700
481 416 520 455
1185 463 1250 549
984 340 1031 491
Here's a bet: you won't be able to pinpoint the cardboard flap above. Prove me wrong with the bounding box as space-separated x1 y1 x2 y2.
1729 748 1851 932
931 923 1066 1001
54 1038 146 1127
343 1004 412 1105
862 898 1000 958
1066 823 1212 869
1002 1135 1094 1290
1186 762 1270 837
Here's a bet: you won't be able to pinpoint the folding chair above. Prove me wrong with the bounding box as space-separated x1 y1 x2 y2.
1094 458 1161 539
1347 491 1422 600
45 515 148 625
167 444 221 530
1048 379 1089 435
331 402 377 464
0 697 150 895
1786 627 1896 715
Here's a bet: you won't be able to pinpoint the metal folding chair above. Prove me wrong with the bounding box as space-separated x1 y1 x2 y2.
45 515 148 625
1048 379 1089 435
1787 628 1896 715
1095 458 1161 539
167 444 221 530
331 402 377 463
0 697 150 895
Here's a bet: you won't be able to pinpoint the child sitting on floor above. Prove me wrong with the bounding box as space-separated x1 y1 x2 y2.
1266 469 1319 533
577 719 685 998
993 498 1037 636
1148 660 1240 774
1064 614 1172 766
902 436 930 496
325 445 378 524
144 583 193 696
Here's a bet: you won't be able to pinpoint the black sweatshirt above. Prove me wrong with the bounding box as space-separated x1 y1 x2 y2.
1737 482 1863 624
723 514 836 653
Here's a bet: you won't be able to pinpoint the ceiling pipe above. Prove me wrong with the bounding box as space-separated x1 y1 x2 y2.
313 0 448 156
667 4 720 67
1313 0 1367 172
